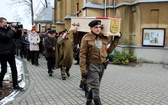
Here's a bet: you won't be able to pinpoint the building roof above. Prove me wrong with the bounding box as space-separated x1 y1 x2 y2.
56 20 65 25
41 23 46 27
34 6 53 22
82 0 168 10
64 14 72 20
137 0 168 2
82 1 104 10
115 0 168 8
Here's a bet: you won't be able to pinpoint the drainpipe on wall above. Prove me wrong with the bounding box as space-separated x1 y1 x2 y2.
113 0 116 16
76 3 79 17
104 0 107 17
83 0 87 17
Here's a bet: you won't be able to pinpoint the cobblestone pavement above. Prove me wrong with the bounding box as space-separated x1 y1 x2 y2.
11 56 168 105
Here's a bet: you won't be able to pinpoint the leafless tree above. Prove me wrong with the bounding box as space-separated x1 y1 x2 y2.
40 0 49 8
9 0 51 27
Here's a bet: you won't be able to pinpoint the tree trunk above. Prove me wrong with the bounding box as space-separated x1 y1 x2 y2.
45 0 48 8
30 0 34 26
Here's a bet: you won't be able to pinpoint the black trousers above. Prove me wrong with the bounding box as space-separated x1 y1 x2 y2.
26 49 31 61
46 57 55 73
30 51 39 65
0 55 18 87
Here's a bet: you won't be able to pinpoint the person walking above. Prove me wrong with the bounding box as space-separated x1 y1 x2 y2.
44 30 57 76
0 17 24 90
18 33 25 58
25 30 31 61
28 28 40 66
55 29 73 80
79 20 121 105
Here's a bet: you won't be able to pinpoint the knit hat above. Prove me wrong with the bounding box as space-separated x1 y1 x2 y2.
31 28 36 31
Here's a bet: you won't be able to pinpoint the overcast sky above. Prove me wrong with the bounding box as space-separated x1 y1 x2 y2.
0 0 54 30
0 0 30 29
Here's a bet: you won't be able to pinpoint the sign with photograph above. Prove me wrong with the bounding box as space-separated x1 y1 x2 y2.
142 28 165 47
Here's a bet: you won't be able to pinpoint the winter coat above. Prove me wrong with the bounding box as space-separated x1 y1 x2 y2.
25 35 30 49
28 32 40 51
44 36 56 58
55 37 73 68
0 27 22 56
80 32 119 73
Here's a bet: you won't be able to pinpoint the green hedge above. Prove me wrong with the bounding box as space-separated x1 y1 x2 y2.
112 51 137 65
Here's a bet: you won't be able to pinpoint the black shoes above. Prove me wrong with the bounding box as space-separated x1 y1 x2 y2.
49 72 52 76
79 80 83 89
36 63 39 66
62 74 66 80
66 71 70 77
48 70 53 76
93 97 102 105
62 77 66 80
13 85 24 91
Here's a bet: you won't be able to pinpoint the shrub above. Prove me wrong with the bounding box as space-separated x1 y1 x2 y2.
112 51 137 65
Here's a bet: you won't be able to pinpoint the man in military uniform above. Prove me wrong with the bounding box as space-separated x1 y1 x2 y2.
79 20 121 105
55 29 73 80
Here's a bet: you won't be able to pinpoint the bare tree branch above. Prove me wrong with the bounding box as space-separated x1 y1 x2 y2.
40 0 46 7
8 0 52 26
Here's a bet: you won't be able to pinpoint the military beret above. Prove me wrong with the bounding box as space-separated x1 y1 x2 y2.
88 20 101 27
48 30 56 34
59 31 63 35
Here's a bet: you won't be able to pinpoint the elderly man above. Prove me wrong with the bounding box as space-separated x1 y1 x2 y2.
44 30 57 76
80 20 121 105
55 29 73 80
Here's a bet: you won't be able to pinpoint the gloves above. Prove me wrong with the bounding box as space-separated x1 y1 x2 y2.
114 36 121 40
81 73 87 84
82 73 87 79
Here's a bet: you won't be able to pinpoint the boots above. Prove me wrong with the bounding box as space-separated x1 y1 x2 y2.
79 80 85 91
93 96 102 105
65 67 70 77
61 74 66 80
83 83 89 97
86 90 94 105
61 66 66 80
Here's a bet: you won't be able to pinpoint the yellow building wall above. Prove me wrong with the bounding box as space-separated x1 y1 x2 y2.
56 25 65 33
137 3 168 46
86 9 104 17
89 0 104 5
107 0 113 6
53 0 168 47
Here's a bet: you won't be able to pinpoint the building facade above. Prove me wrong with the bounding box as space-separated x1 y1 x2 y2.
36 0 168 63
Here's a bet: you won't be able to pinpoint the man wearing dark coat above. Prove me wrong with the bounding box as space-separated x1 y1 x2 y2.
0 17 24 90
44 30 57 76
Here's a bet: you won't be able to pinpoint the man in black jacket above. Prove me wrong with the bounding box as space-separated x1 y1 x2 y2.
0 17 24 90
44 30 57 76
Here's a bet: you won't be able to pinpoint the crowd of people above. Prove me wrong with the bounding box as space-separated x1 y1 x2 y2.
0 17 121 105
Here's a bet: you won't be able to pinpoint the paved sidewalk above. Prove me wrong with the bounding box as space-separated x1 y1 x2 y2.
11 56 168 105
